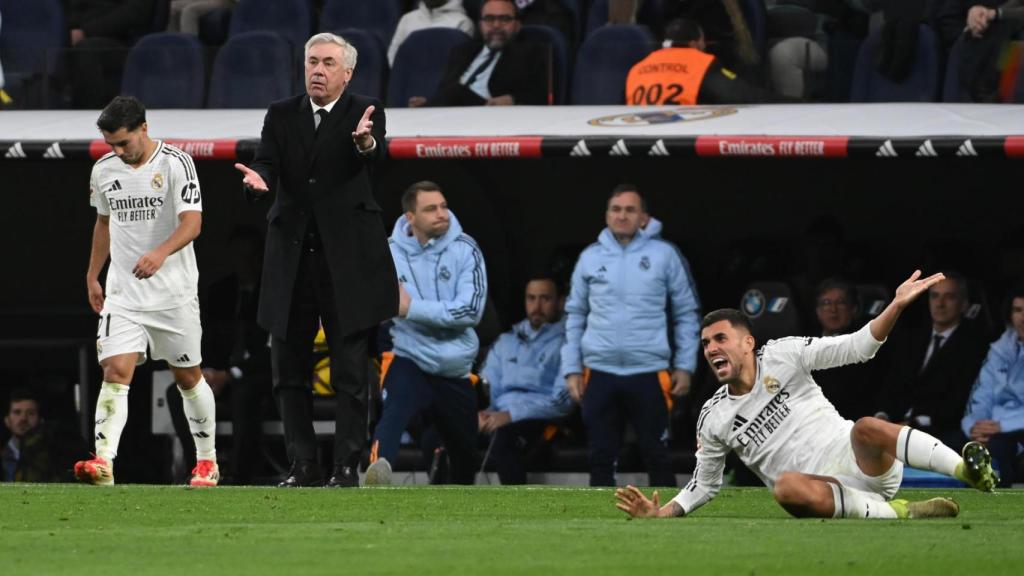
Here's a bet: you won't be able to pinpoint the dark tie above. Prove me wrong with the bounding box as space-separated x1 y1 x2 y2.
463 48 499 87
922 334 945 371
314 108 328 132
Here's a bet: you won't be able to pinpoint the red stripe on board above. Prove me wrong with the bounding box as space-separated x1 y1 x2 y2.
389 137 543 159
90 139 239 160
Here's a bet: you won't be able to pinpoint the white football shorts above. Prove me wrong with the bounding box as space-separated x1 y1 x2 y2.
96 298 202 368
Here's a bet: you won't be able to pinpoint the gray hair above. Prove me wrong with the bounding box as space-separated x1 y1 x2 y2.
305 32 358 70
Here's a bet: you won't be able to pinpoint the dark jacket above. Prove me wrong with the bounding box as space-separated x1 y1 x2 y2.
67 0 154 41
247 92 398 339
427 38 549 106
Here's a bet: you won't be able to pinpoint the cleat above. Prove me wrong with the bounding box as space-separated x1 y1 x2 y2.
957 441 999 492
74 455 114 486
364 457 392 486
891 497 960 519
189 460 220 487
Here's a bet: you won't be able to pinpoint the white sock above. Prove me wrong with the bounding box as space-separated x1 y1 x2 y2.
94 381 130 462
830 483 897 519
895 426 960 477
178 378 217 462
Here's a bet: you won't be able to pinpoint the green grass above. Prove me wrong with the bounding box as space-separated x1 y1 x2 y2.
2 484 1022 575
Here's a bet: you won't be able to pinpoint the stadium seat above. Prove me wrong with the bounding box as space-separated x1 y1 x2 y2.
0 0 64 100
584 0 655 39
208 31 294 108
739 281 803 345
228 0 312 49
121 33 206 109
319 0 399 45
738 0 768 60
386 28 471 108
519 25 570 104
941 36 970 102
333 28 387 100
571 25 654 104
850 24 941 102
856 283 891 322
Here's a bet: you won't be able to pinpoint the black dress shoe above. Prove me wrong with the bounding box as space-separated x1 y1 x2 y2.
278 460 323 487
325 465 358 488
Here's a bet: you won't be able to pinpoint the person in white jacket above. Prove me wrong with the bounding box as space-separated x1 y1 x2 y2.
388 0 474 66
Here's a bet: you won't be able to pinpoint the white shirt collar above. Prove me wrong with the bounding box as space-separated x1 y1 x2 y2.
932 324 958 340
311 96 341 115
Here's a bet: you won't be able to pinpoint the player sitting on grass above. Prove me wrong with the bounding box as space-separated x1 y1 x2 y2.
616 271 998 520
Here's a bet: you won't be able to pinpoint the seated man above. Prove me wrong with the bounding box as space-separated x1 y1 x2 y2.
616 271 999 522
2 389 87 483
625 18 794 105
388 0 475 66
409 0 548 107
479 275 573 484
961 287 1024 487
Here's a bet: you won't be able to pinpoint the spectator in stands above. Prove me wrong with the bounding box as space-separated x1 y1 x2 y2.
166 226 271 485
479 275 573 485
516 0 576 44
562 184 701 487
364 182 488 486
809 278 881 420
388 0 474 66
409 0 548 107
2 389 86 482
662 0 761 71
626 19 795 105
961 286 1024 487
67 0 155 109
168 0 235 36
875 271 989 445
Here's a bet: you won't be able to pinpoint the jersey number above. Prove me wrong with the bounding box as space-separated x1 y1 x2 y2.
630 83 684 105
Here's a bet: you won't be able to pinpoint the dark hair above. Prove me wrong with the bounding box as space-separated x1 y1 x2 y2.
663 18 704 47
525 274 561 297
6 388 40 415
96 96 147 133
1003 284 1024 324
481 0 520 18
401 180 443 213
608 183 648 212
701 308 753 334
935 270 969 300
815 277 859 310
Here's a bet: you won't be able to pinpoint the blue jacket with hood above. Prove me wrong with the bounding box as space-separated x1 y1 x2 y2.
561 218 700 378
482 317 573 423
389 211 487 378
962 328 1024 436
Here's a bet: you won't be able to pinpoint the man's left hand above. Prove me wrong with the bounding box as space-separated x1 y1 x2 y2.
133 249 167 279
352 105 375 151
480 410 512 433
670 369 692 397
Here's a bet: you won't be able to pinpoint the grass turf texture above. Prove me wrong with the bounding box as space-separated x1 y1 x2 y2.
2 485 1022 575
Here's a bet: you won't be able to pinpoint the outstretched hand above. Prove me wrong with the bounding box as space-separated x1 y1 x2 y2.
615 485 661 518
352 105 375 150
892 270 945 310
234 163 268 193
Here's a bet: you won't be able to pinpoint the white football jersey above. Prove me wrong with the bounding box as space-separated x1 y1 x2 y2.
672 324 884 515
89 141 202 311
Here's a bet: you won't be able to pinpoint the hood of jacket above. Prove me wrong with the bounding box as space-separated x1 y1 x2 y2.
596 217 664 253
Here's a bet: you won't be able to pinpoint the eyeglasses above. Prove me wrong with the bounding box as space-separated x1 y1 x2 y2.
481 14 516 24
816 298 850 308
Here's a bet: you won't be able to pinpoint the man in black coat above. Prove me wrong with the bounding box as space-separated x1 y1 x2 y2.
408 0 549 107
234 32 398 488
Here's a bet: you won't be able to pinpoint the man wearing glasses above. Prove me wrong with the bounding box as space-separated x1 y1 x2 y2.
409 0 548 107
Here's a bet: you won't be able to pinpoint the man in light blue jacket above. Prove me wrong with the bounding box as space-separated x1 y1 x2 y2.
562 184 700 487
366 181 487 485
961 287 1024 487
479 275 573 484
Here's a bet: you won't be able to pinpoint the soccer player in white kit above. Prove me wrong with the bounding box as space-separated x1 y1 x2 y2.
616 270 999 520
75 96 218 487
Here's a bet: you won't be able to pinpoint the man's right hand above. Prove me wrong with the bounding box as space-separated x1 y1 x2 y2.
408 96 427 108
234 163 268 193
398 283 411 317
970 419 1001 442
967 5 997 37
87 278 104 314
566 373 584 403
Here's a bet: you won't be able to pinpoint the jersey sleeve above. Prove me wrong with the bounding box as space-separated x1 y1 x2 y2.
671 397 728 516
89 164 110 215
768 323 884 375
167 147 202 214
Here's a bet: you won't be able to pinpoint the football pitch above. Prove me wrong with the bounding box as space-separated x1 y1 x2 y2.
2 484 1022 575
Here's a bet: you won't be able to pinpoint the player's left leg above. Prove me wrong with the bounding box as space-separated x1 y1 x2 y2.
773 472 958 519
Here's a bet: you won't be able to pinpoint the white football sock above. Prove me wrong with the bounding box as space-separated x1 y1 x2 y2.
895 426 960 477
830 483 897 519
94 381 130 462
178 378 217 462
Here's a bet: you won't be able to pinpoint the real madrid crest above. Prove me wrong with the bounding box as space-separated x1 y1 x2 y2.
439 265 452 281
763 376 781 394
639 256 651 271
151 172 164 189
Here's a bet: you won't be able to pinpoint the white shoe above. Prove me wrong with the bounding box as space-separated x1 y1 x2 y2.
364 457 392 486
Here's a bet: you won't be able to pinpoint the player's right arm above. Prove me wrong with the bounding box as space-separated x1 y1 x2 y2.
86 215 110 313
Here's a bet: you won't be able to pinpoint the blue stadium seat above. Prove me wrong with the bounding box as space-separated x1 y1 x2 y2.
739 280 803 345
942 36 970 102
208 31 294 108
584 0 657 38
0 0 64 92
519 25 570 104
121 33 206 109
228 0 312 49
320 0 400 45
571 24 654 104
850 24 941 102
333 28 388 100
386 28 471 108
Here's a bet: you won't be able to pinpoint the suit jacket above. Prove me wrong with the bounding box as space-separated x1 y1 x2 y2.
427 38 549 106
877 320 990 435
247 92 398 339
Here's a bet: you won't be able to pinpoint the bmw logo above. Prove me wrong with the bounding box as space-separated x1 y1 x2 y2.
741 289 766 319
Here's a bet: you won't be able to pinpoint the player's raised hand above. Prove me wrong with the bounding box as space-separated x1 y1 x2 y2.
892 270 945 310
615 486 661 518
234 163 268 193
87 278 105 313
352 105 375 150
